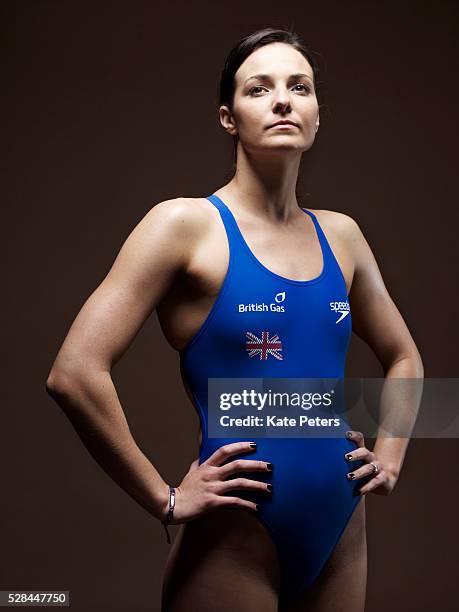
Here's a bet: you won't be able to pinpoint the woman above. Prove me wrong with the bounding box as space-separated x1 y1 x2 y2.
47 28 423 612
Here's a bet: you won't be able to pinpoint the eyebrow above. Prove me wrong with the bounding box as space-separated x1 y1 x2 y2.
244 73 314 85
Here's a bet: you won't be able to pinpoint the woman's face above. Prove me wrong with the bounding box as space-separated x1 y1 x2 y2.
221 42 320 155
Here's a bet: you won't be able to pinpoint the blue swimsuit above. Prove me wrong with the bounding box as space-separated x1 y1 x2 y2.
179 193 366 603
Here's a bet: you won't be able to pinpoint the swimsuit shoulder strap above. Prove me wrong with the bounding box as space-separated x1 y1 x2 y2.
205 193 244 252
301 208 337 267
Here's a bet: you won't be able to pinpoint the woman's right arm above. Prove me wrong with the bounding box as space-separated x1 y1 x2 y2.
46 198 270 527
45 198 202 521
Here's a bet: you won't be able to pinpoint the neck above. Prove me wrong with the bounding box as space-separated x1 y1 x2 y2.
219 145 303 222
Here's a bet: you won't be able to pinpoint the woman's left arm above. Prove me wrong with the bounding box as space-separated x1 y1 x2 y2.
342 214 424 495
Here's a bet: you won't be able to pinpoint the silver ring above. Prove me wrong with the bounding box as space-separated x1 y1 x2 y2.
369 460 379 475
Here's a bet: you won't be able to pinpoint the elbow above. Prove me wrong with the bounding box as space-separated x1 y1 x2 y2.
46 369 70 398
386 350 424 378
412 346 425 378
45 366 83 399
417 356 425 378
46 358 108 399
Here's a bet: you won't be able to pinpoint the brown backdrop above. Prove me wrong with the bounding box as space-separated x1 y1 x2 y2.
3 1 458 610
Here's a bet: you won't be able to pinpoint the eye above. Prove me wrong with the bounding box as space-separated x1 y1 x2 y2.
248 85 267 96
293 83 312 94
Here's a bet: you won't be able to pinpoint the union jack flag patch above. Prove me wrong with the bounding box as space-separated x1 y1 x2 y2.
245 331 283 361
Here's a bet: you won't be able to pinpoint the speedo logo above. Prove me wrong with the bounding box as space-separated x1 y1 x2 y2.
330 300 350 323
238 291 286 313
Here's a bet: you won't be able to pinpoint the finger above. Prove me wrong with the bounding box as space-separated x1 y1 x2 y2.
345 430 365 448
189 459 200 472
346 461 379 481
359 471 386 495
212 494 260 513
204 442 258 467
219 458 273 478
218 477 272 495
344 447 372 463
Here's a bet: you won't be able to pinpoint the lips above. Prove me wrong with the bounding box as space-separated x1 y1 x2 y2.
268 120 299 128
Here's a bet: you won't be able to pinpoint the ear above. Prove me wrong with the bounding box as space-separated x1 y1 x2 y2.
219 105 238 136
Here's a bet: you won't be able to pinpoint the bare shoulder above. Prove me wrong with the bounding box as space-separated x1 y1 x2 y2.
142 195 216 237
125 196 219 263
308 208 366 252
311 208 377 280
308 208 360 238
107 196 218 278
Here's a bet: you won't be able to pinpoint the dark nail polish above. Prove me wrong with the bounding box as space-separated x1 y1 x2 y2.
255 504 260 511
346 431 353 439
249 442 257 448
345 454 353 461
267 484 273 492
266 462 274 471
347 473 355 480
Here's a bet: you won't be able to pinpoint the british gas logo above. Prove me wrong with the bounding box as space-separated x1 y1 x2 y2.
330 300 350 323
238 291 286 313
274 291 285 303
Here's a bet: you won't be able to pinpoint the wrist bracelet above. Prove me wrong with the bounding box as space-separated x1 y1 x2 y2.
161 486 176 544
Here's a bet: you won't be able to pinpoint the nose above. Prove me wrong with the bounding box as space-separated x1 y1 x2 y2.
272 89 292 113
